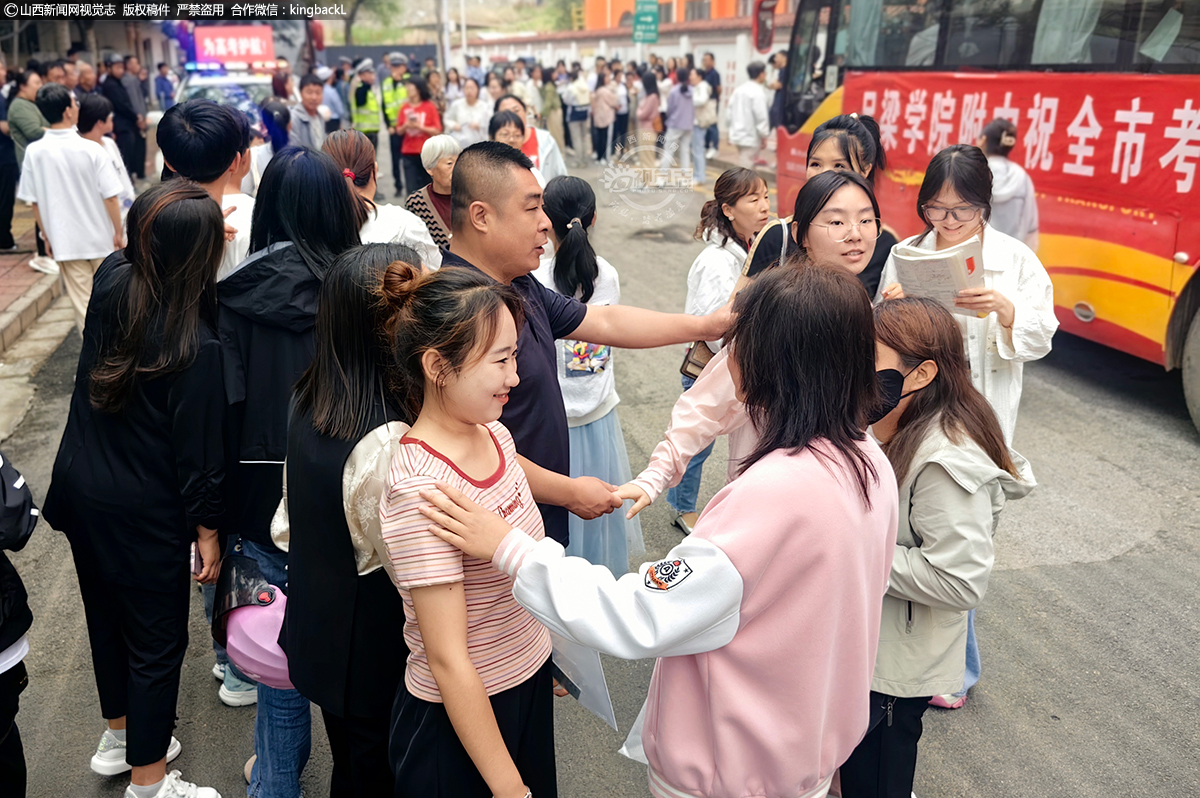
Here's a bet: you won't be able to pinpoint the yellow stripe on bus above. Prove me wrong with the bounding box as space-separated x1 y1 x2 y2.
799 88 844 135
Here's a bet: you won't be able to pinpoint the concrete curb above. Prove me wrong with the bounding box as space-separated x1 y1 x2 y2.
0 273 64 354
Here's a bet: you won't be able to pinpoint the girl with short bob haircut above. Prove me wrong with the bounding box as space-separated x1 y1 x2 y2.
876 145 1055 708
44 181 227 798
273 243 422 795
378 264 557 798
664 167 770 534
417 264 898 798
839 297 1034 798
746 113 895 294
619 169 885 518
533 175 645 573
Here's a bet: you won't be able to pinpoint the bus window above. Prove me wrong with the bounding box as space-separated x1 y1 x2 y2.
843 0 945 68
1031 0 1130 65
944 0 1038 67
1135 0 1200 67
784 0 834 126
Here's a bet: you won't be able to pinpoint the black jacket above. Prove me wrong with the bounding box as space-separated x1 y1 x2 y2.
100 75 138 134
281 399 408 718
0 452 37 653
43 254 226 590
217 243 320 546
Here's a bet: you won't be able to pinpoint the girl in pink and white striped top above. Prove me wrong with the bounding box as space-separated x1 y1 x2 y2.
377 261 555 798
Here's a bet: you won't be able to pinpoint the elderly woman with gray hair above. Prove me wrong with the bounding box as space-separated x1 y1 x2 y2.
403 133 460 250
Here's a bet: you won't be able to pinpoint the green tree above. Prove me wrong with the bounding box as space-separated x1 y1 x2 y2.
344 0 401 45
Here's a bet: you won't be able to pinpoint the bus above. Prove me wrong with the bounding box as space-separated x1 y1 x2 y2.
777 0 1200 432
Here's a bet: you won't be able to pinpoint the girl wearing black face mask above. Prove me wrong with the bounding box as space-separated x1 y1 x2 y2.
614 171 894 517
840 297 1035 798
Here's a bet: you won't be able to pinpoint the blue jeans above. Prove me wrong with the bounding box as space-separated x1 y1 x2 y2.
241 538 311 798
691 128 707 183
956 608 981 697
665 376 715 516
704 123 719 151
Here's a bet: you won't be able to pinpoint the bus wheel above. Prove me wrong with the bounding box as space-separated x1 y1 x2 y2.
1184 310 1200 435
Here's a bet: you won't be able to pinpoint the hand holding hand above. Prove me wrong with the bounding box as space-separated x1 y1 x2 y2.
565 476 622 520
614 483 651 520
418 482 513 561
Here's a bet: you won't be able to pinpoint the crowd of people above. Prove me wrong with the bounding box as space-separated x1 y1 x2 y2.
0 40 1059 798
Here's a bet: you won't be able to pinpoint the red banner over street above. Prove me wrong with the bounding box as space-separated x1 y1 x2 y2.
195 25 276 66
842 71 1200 215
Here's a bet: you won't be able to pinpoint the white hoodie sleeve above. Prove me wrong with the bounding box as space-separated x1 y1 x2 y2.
493 530 743 660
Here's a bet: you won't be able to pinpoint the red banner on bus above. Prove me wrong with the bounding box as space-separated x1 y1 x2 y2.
842 71 1200 215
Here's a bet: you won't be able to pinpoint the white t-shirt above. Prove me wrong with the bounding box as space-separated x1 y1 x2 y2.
533 254 620 425
17 128 123 261
219 193 255 282
240 143 274 198
358 203 443 270
96 136 135 222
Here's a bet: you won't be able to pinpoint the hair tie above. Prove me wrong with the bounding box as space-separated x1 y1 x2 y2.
850 112 859 120
342 168 356 180
566 216 582 229
1000 132 1017 147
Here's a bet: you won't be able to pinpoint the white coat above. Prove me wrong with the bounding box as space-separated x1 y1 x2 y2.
685 231 748 350
726 80 770 148
878 224 1059 443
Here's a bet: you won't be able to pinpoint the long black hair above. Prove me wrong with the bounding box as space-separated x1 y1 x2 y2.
90 181 226 412
543 176 599 301
726 263 879 505
791 170 880 255
260 98 291 153
294 243 422 439
807 113 887 187
917 144 993 232
249 146 361 279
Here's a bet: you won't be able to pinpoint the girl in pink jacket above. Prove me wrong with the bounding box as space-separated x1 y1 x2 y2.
418 264 900 798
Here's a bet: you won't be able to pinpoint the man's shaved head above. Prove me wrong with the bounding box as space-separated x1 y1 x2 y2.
450 140 536 233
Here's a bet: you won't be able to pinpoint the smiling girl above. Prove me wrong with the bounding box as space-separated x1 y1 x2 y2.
377 262 554 798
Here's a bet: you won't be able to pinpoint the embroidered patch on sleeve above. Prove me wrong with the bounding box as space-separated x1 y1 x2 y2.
644 558 693 591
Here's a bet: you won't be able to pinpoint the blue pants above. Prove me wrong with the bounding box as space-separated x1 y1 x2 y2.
704 123 719 151
241 538 312 798
665 376 715 516
957 608 981 697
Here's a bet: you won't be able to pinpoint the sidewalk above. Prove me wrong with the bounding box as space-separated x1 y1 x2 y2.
0 203 64 353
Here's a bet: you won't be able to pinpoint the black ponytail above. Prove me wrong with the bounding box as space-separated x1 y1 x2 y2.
542 176 600 302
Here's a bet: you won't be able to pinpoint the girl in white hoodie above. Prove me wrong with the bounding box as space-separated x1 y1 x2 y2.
669 167 771 534
977 118 1039 251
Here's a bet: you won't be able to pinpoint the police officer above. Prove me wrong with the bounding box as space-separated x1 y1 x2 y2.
350 59 381 150
381 54 410 198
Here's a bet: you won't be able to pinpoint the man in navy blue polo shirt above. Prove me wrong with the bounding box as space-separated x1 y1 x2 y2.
442 142 729 546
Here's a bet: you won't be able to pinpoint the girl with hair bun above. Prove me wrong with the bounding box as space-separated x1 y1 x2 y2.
376 263 556 798
322 129 442 268
666 167 770 534
533 175 645 574
744 113 896 295
977 117 1039 250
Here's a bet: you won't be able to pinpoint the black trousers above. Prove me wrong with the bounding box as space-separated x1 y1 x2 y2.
115 128 139 179
839 691 930 798
131 133 147 179
614 112 630 153
389 133 405 194
0 661 27 797
323 707 391 798
401 154 430 197
390 659 556 798
0 161 17 249
70 533 190 767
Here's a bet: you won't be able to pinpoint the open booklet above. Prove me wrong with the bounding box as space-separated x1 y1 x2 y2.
891 235 986 318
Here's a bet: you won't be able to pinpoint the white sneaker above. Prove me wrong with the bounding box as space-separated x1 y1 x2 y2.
217 667 258 707
211 661 225 681
706 147 719 160
90 729 181 776
123 770 221 798
28 256 59 275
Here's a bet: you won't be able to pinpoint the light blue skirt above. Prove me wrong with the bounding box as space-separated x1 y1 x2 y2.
565 406 646 575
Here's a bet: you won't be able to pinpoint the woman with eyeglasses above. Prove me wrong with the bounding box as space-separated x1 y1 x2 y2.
876 143 1057 710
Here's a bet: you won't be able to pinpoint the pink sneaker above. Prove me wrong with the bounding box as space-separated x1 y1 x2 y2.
929 693 967 709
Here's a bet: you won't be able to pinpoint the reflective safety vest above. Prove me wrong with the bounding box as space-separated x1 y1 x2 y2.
381 76 408 127
352 83 381 133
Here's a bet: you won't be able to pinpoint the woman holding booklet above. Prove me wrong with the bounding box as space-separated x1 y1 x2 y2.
876 143 1057 710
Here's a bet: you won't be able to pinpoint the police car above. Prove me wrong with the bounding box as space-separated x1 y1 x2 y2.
176 65 275 128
